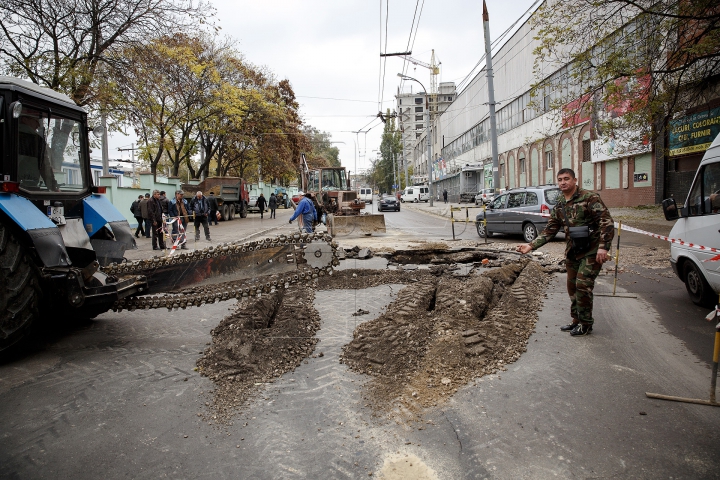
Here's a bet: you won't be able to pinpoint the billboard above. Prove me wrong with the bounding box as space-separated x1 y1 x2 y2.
669 107 720 157
591 132 650 163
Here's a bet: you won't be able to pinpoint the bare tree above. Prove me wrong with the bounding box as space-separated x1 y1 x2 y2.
0 0 213 105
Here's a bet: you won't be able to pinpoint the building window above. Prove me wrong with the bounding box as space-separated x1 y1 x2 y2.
415 115 424 121
500 163 505 178
415 106 423 113
545 150 554 169
415 97 423 104
416 133 421 139
582 139 591 162
398 99 402 105
519 157 526 173
415 124 424 130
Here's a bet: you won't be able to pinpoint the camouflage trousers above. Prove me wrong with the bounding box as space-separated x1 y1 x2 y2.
566 254 602 324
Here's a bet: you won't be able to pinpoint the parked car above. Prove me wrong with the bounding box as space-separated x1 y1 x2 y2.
247 194 268 213
661 132 720 307
377 193 400 212
400 185 430 203
475 188 496 205
291 191 304 205
475 185 561 242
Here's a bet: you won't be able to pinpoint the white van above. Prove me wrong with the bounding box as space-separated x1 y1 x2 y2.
662 132 720 306
401 186 430 203
358 188 373 202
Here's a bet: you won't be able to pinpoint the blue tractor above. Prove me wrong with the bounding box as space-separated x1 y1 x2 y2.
0 77 147 352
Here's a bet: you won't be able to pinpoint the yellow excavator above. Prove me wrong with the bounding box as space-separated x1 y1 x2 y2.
299 154 386 237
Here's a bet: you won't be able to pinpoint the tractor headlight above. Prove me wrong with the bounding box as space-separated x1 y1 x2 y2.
10 101 22 118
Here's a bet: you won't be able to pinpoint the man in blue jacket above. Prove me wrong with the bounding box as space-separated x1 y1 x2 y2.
289 193 317 233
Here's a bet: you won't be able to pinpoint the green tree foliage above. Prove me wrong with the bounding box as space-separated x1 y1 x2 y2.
302 126 341 168
370 111 403 193
106 34 314 181
531 0 720 141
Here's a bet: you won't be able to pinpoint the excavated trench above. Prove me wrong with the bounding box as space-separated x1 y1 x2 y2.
197 248 551 421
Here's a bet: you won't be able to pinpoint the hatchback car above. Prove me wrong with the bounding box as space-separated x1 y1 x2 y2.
377 193 400 212
475 185 561 242
475 188 496 205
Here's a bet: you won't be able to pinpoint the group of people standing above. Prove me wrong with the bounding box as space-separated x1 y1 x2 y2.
130 190 215 250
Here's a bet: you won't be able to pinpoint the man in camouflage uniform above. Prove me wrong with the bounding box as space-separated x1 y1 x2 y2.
517 168 614 336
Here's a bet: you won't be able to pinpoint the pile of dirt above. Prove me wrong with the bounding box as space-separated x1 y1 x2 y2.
340 259 550 416
316 268 435 290
196 285 321 420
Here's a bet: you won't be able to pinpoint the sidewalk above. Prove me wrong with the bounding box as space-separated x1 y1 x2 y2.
123 207 301 262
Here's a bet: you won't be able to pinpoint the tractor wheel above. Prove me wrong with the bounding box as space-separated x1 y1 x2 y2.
0 222 42 353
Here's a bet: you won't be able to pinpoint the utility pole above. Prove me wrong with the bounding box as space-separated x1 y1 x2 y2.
117 143 136 187
483 0 500 193
101 111 109 177
393 153 398 193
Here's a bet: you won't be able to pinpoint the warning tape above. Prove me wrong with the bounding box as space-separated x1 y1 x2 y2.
451 206 720 260
161 214 188 255
615 223 720 261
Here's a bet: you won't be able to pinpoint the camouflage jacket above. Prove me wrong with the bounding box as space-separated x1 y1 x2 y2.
530 187 615 259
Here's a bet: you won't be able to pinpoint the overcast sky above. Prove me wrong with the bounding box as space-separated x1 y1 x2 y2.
112 0 540 175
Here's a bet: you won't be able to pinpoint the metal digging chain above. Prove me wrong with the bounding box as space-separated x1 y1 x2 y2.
102 232 339 312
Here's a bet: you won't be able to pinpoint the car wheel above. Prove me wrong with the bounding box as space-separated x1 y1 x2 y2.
476 222 491 238
400 199 405 203
683 261 716 307
522 222 538 243
413 198 418 203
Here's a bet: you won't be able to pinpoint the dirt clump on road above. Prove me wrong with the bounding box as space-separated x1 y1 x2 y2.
340 259 549 417
197 285 320 421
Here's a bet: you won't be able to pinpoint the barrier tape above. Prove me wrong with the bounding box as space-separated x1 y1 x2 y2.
161 214 188 255
448 206 720 260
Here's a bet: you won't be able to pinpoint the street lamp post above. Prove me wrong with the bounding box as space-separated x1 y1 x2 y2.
398 73 433 207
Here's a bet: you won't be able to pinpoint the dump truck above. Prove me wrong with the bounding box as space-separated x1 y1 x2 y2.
0 77 337 353
183 176 249 220
299 154 386 236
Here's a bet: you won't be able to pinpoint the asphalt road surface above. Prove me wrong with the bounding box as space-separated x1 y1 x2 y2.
1 206 719 479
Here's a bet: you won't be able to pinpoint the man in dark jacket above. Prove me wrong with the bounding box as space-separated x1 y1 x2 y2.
147 189 166 250
256 193 267 219
159 191 170 214
190 191 211 241
139 193 151 238
208 192 219 225
268 193 278 219
131 195 145 238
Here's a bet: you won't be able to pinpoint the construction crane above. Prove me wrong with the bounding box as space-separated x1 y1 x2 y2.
399 49 441 119
381 49 441 117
